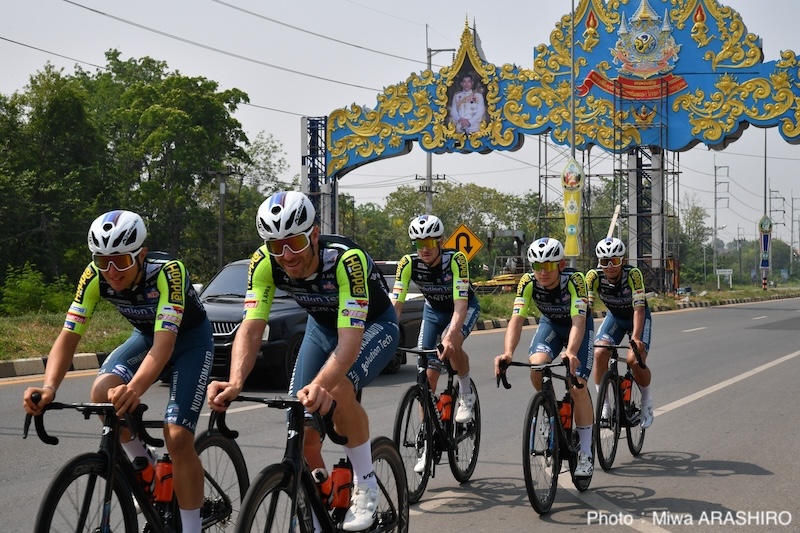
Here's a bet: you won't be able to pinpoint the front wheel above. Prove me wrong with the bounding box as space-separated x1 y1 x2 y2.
625 376 647 456
195 429 250 531
392 385 432 504
448 380 481 483
34 452 139 533
371 436 409 532
594 372 621 471
234 463 313 533
522 393 559 515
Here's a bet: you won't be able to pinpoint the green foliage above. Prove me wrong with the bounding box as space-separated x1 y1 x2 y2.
0 263 74 315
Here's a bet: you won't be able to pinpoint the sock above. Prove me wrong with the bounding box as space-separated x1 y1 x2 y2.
179 508 201 533
577 425 593 457
595 383 600 394
640 385 651 403
344 441 377 490
121 438 153 464
457 373 472 396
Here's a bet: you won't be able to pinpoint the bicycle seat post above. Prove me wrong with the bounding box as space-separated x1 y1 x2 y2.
416 353 428 387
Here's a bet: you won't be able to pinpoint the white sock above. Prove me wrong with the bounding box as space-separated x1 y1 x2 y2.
577 425 593 457
344 442 377 490
121 438 153 464
179 508 201 533
640 385 651 403
457 374 472 396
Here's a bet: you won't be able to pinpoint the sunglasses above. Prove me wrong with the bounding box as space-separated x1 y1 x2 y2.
599 257 623 268
93 248 142 272
266 230 312 256
414 238 439 250
532 261 560 272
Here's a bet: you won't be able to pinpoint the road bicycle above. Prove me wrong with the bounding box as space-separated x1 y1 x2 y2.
593 341 647 471
497 357 593 515
392 346 481 504
230 395 409 532
24 393 249 532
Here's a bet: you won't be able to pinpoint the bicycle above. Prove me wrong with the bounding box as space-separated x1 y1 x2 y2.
593 341 647 471
392 346 481 504
497 356 593 515
230 395 409 532
24 392 249 532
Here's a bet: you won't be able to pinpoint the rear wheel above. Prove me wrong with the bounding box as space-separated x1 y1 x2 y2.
34 452 138 532
594 372 621 471
235 463 313 533
625 375 647 456
522 393 559 515
392 385 431 504
448 380 481 483
195 430 250 531
371 436 409 532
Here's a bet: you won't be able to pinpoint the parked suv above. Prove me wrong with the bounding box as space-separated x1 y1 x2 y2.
200 259 424 386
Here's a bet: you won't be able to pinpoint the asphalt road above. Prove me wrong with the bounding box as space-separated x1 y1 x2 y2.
2 298 799 532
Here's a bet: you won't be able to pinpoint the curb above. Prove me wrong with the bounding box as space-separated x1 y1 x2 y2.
5 292 799 380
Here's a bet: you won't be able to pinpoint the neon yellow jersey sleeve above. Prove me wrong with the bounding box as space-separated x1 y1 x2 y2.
337 248 370 329
390 254 413 304
512 273 536 317
451 251 470 301
568 271 589 317
585 268 599 307
628 267 647 307
154 260 188 334
63 264 101 336
243 247 277 322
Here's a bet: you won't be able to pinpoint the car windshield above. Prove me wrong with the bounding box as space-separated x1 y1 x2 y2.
202 262 290 298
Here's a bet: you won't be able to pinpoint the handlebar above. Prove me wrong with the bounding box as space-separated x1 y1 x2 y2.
601 341 647 370
396 343 444 357
496 357 584 390
23 392 164 447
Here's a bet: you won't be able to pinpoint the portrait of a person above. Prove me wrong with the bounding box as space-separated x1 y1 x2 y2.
450 71 486 134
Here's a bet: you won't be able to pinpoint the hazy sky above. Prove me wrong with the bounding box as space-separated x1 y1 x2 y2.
3 0 800 245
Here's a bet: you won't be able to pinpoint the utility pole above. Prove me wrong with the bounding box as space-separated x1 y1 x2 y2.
713 164 729 277
200 165 243 270
425 25 455 214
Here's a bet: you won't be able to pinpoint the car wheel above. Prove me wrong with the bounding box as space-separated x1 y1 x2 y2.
382 352 403 375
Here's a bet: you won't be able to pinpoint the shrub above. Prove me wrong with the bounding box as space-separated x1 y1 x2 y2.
0 263 75 315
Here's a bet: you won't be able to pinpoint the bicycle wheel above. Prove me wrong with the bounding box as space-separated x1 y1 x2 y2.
34 452 139 533
371 435 409 532
521 393 559 515
594 372 621 471
625 376 647 456
392 385 432 504
567 426 593 492
235 463 314 533
448 380 481 482
195 429 250 531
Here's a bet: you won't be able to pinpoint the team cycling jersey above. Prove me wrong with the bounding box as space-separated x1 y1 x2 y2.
585 265 647 320
244 235 391 330
64 252 206 337
391 249 474 312
512 269 588 327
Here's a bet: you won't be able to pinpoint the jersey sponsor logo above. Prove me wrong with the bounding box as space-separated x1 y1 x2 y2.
163 262 184 305
74 266 96 304
341 308 367 320
322 281 336 292
244 300 258 309
156 313 181 324
69 303 87 315
248 249 267 290
569 271 587 297
398 254 410 272
454 252 468 277
343 254 367 297
349 318 365 328
63 321 76 330
161 321 179 334
66 312 86 324
146 289 159 299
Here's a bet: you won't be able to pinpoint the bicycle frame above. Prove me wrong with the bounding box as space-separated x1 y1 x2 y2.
602 342 647 427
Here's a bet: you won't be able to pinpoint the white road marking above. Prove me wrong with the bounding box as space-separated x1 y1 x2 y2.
681 327 706 332
752 315 768 320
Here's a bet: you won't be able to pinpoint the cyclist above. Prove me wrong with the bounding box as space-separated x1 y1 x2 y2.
586 237 654 428
493 237 594 477
207 191 399 532
391 215 481 472
22 210 212 533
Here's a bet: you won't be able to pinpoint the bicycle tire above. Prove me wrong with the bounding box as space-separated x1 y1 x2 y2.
234 463 314 533
522 393 559 515
625 375 647 456
594 371 621 471
392 385 432 504
34 452 139 533
195 429 250 531
448 379 481 483
370 435 409 532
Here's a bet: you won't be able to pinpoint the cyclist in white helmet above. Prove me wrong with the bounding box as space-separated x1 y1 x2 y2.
23 210 213 533
494 237 595 477
586 237 654 428
392 215 481 471
207 191 399 531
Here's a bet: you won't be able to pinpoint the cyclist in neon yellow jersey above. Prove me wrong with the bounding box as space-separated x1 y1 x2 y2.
207 191 399 532
494 237 594 477
586 237 654 428
23 210 212 533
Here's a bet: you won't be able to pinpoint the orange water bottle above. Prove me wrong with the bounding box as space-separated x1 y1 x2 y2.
621 377 632 402
132 456 155 499
437 392 453 421
153 454 174 503
559 399 572 430
329 459 352 509
312 467 333 506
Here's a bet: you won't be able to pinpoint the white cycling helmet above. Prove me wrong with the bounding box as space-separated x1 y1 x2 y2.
595 237 626 258
408 214 444 240
527 237 564 263
87 210 146 254
256 191 316 241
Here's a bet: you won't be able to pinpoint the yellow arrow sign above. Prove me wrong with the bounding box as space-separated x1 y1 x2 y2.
443 223 483 262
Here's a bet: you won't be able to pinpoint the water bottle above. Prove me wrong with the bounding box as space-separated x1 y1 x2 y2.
153 454 174 503
621 377 632 402
559 399 572 430
437 392 453 421
312 467 333 505
329 459 352 509
132 456 156 498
